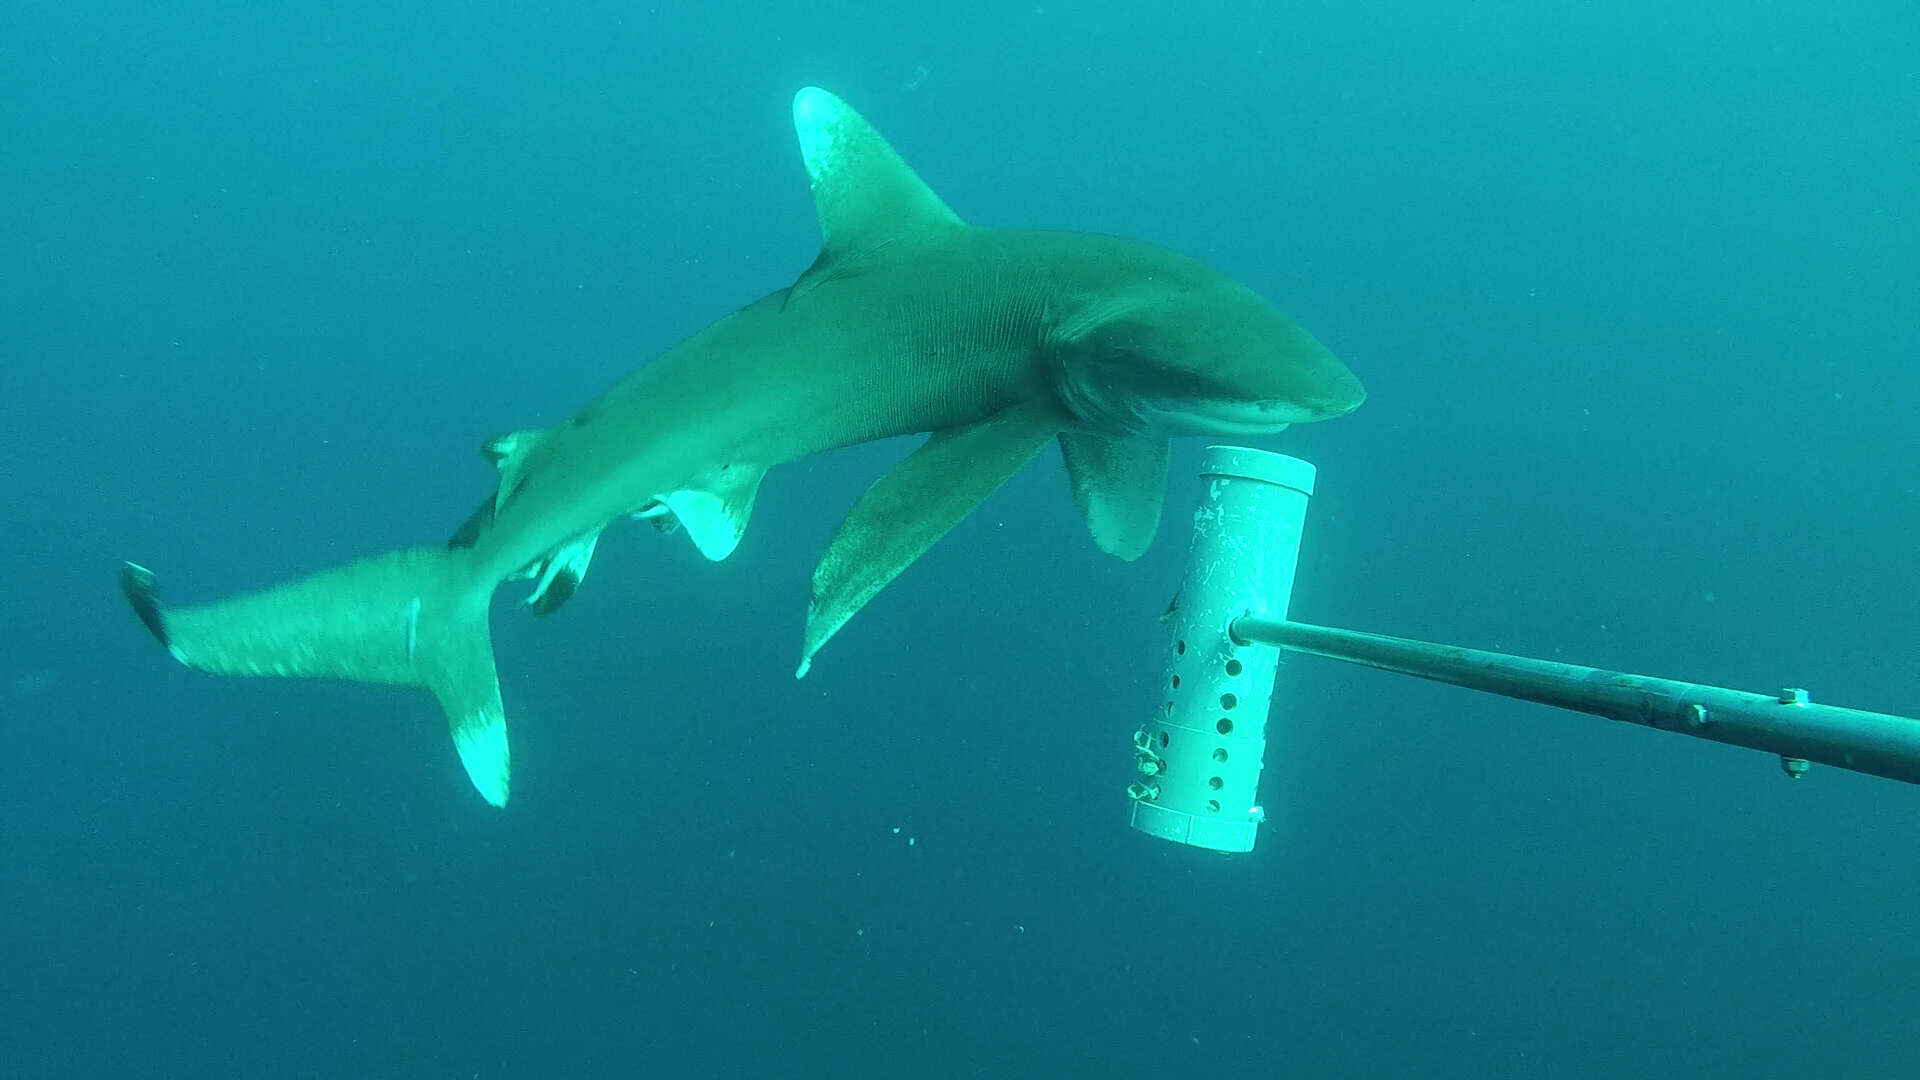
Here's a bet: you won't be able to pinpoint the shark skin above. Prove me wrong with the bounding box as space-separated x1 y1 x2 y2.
119 86 1364 807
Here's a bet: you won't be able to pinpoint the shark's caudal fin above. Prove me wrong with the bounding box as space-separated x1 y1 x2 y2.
118 547 511 806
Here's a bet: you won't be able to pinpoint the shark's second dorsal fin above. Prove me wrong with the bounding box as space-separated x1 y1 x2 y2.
482 428 550 512
791 87 961 262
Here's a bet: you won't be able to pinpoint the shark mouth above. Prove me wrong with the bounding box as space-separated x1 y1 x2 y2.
1135 396 1314 436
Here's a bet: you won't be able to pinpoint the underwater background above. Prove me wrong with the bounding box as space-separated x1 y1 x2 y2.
4 1 1916 1077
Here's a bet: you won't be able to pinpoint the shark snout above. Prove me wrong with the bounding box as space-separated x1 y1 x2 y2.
1305 361 1367 419
1218 357 1365 429
1119 355 1366 436
1259 339 1365 423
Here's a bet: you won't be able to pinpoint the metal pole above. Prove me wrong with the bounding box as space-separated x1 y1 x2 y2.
1233 615 1920 786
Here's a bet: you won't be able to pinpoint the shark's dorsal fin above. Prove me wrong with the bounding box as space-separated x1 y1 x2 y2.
791 87 961 262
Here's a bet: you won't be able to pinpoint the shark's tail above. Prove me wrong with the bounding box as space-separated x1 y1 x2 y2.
118 546 510 806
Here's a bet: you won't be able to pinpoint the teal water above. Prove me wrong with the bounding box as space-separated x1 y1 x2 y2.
4 2 1916 1076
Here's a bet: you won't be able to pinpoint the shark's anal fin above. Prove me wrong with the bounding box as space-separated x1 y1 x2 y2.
1056 433 1169 561
524 529 603 616
798 402 1061 677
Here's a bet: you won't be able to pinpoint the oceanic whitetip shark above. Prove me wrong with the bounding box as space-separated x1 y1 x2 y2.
120 87 1364 807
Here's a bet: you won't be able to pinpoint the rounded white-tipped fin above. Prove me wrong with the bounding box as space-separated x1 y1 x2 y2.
789 86 960 258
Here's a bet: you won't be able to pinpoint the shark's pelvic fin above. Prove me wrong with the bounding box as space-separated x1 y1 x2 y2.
1057 433 1169 561
797 401 1062 677
663 464 766 562
631 502 681 536
117 549 511 807
791 86 962 262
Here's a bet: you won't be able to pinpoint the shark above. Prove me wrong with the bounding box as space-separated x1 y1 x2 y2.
119 87 1365 807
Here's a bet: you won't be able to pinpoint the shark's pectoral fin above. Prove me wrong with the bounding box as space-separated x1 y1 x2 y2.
663 464 766 561
798 403 1061 677
1057 432 1168 561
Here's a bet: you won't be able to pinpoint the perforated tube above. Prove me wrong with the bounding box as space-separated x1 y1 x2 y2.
1128 446 1315 852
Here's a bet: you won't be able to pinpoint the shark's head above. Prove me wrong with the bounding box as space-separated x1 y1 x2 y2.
1049 263 1365 438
